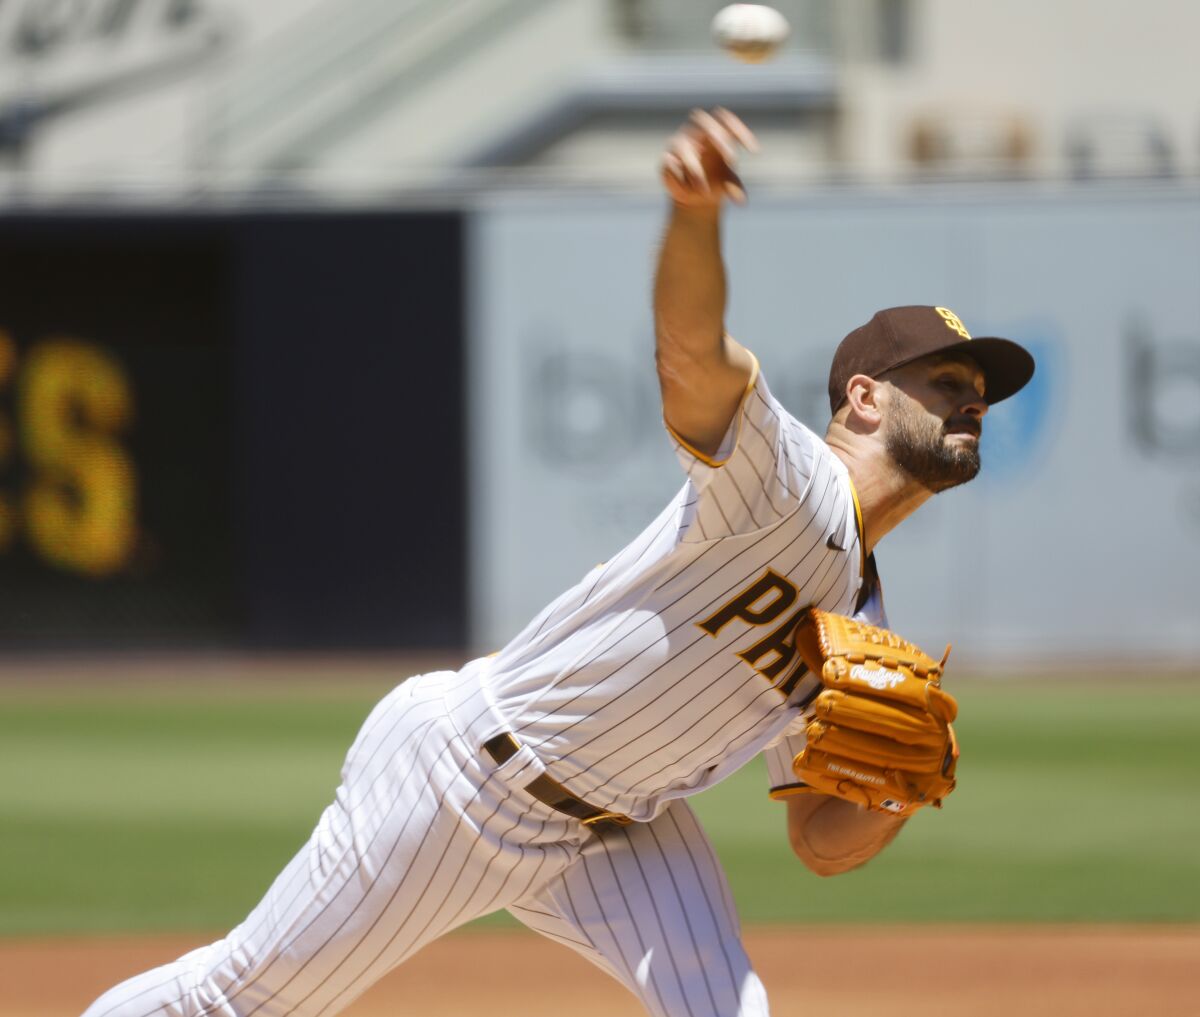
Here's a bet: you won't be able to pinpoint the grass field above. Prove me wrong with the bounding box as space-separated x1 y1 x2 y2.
2 670 1198 936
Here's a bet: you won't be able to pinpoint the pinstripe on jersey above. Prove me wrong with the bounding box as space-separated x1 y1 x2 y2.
81 360 873 1017
82 669 770 1017
485 363 866 821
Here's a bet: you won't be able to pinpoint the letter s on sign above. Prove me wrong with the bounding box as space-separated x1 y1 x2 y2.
19 337 137 577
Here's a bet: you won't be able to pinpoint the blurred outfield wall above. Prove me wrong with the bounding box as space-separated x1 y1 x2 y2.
0 211 467 650
469 188 1200 663
1 189 1197 658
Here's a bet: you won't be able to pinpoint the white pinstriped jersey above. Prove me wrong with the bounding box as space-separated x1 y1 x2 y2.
485 359 885 822
81 359 889 1017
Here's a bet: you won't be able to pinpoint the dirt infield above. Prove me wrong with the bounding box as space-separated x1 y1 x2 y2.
4 925 1195 1017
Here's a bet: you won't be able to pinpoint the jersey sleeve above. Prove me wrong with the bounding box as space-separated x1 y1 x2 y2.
763 717 809 798
666 352 824 543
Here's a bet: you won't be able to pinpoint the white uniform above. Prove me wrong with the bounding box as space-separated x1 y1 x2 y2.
84 362 885 1017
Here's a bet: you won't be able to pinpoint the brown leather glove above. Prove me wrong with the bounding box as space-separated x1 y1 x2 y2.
790 609 958 817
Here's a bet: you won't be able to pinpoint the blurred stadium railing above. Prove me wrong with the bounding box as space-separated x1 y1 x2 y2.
3 0 1198 199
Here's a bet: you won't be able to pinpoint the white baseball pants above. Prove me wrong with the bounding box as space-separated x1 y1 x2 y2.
81 667 770 1017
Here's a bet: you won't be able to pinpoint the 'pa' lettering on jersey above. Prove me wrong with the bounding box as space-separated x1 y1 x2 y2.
697 568 809 686
487 364 867 820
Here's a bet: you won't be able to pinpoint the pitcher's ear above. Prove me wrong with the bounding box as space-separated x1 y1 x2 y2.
845 374 883 428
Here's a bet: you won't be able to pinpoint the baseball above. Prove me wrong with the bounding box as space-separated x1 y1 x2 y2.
711 4 790 63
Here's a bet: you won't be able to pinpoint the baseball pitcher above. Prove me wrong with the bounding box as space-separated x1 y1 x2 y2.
82 109 1035 1017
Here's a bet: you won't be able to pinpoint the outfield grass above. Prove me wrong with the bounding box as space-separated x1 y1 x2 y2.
1 675 1198 935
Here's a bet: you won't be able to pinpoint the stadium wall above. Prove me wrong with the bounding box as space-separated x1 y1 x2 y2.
469 187 1200 664
0 210 466 650
3 187 1198 659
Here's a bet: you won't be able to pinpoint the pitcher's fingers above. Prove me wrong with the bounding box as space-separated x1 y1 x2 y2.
722 165 747 203
713 107 759 153
689 108 738 165
661 151 686 185
668 135 710 192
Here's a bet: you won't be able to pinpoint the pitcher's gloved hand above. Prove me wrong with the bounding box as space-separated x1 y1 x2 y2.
790 609 958 817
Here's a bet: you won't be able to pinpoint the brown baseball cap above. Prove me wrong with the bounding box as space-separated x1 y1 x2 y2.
827 305 1035 414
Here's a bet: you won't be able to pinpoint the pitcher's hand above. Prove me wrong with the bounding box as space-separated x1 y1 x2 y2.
661 108 758 209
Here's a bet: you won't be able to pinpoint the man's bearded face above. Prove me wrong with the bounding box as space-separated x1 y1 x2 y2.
883 392 982 492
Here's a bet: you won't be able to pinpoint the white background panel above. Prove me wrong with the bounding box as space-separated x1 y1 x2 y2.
469 190 1200 664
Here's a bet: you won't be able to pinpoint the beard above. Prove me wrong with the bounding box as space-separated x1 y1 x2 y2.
884 399 981 493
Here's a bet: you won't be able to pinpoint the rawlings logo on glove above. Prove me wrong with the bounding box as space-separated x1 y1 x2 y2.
848 664 906 691
790 609 958 817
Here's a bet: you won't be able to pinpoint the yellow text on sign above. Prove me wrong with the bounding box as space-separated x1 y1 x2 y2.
12 335 137 577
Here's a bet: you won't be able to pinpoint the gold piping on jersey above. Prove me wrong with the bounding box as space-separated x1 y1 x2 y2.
662 346 761 468
848 477 866 581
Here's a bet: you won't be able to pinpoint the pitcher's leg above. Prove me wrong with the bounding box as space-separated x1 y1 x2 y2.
83 676 571 1017
508 800 770 1017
